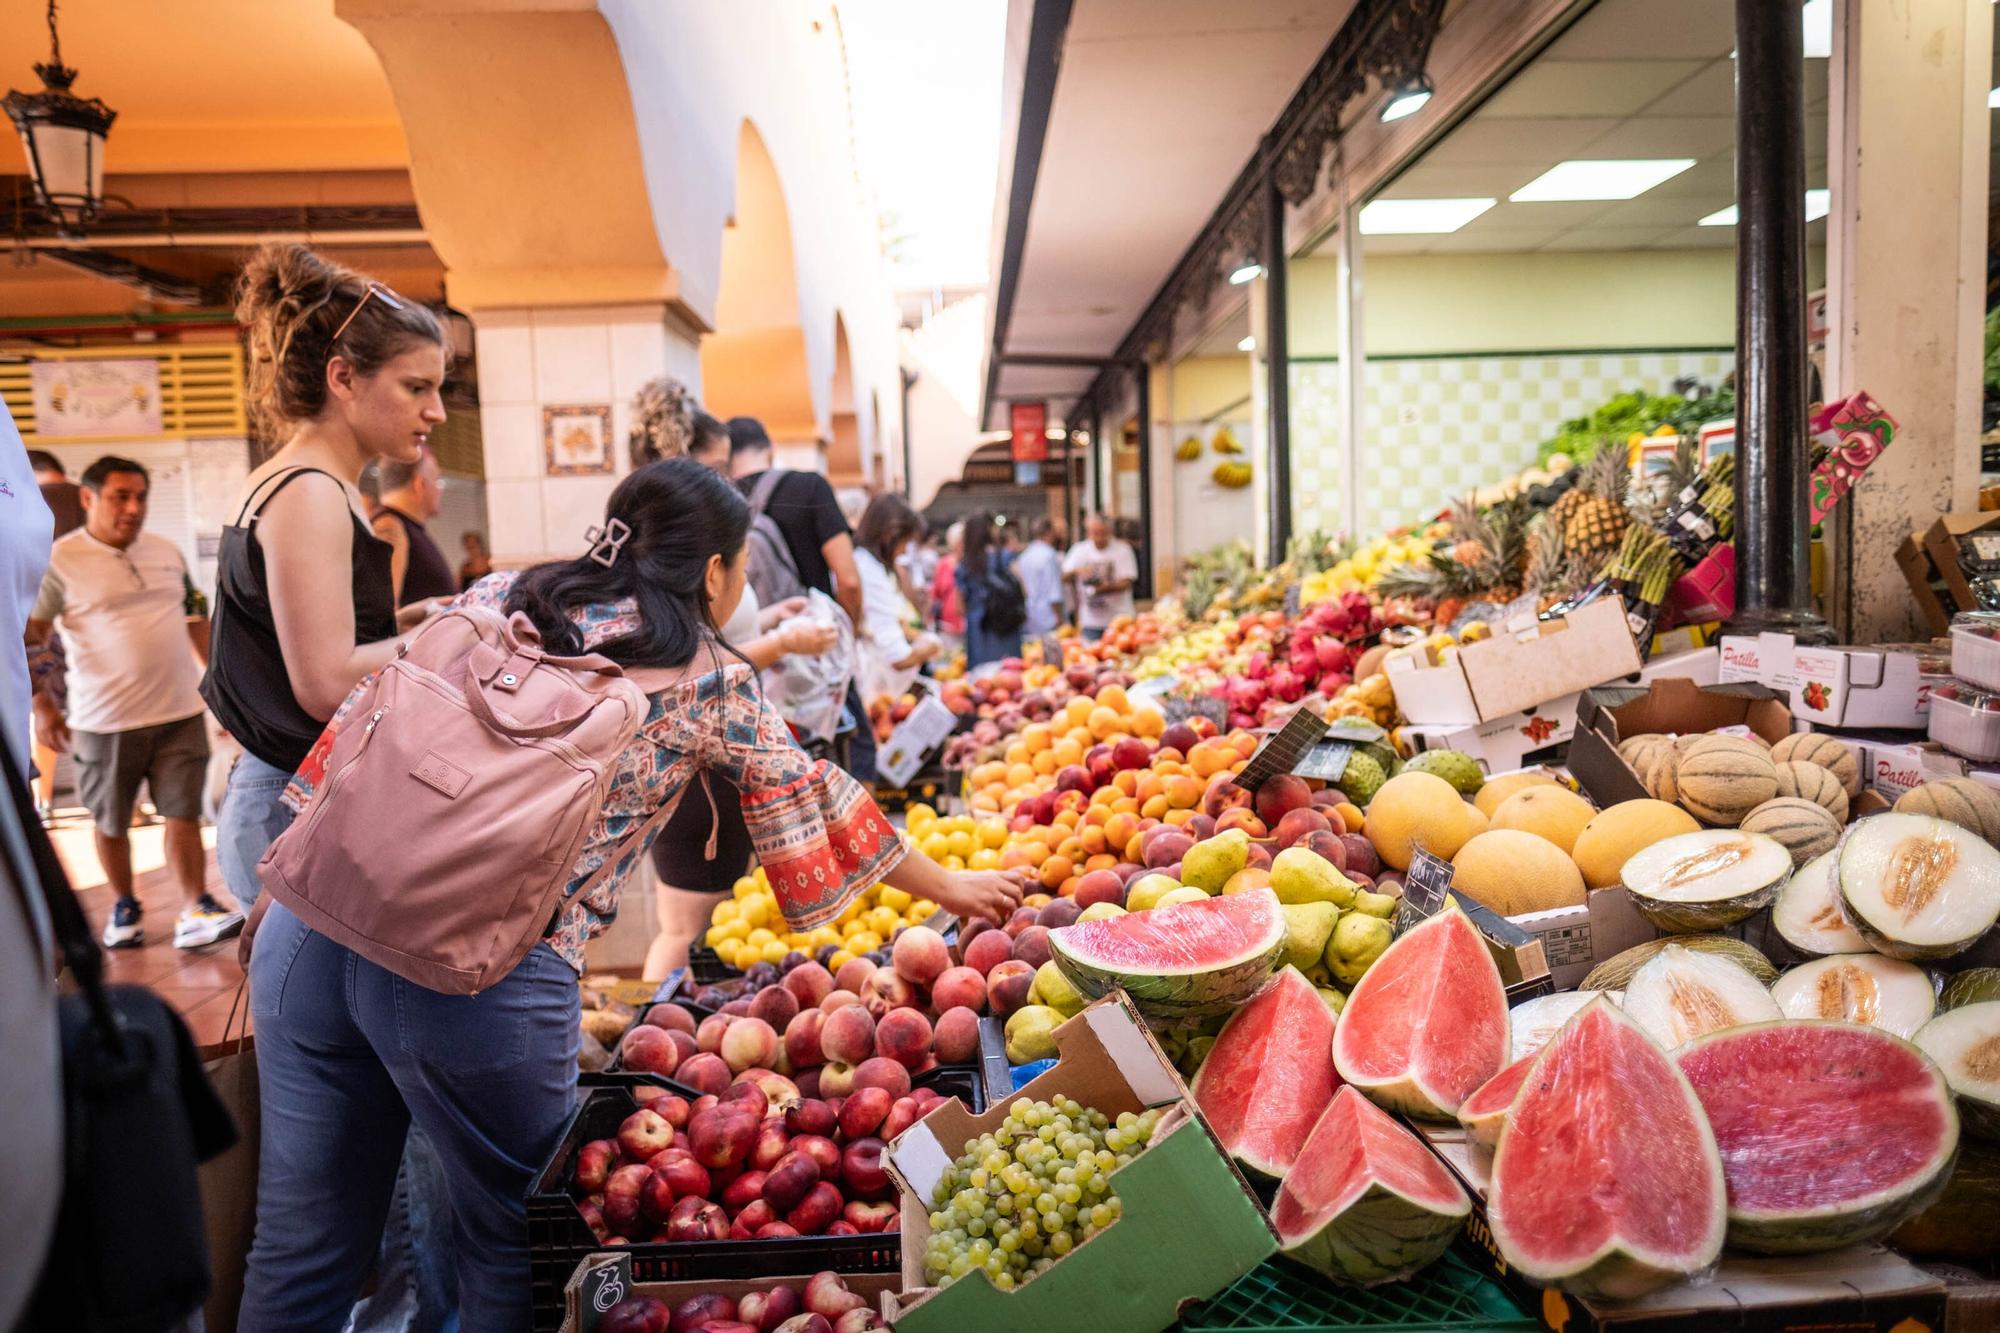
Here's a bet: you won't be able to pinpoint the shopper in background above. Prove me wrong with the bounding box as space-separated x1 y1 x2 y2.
1017 516 1067 638
24 457 239 950
202 242 447 920
852 494 942 701
958 510 1025 669
456 530 492 592
1063 512 1138 642
895 528 935 614
836 485 870 532
932 522 965 649
25 450 81 818
238 459 1022 1332
369 445 457 608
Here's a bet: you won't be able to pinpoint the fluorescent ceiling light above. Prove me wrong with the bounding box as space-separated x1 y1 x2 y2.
1228 263 1263 284
1510 159 1696 202
1237 336 1256 352
1358 197 1497 235
1380 75 1433 123
1802 0 1831 57
1696 189 1832 227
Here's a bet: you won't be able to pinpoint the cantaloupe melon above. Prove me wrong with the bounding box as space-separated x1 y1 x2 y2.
1461 803 1489 837
1451 830 1587 917
1645 744 1681 805
1490 786 1596 855
1618 735 1672 782
1896 779 2000 844
1366 772 1478 872
1473 771 1559 820
1774 761 1850 824
1769 732 1861 799
1738 798 1842 867
1675 741 1778 827
1572 800 1702 890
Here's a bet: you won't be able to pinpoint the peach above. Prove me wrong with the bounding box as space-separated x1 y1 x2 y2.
874 1008 933 1070
640 1003 697 1037
619 1025 682 1077
1072 869 1125 909
1186 813 1218 840
1037 897 1082 931
1221 867 1273 896
676 1052 731 1095
839 1085 893 1139
819 989 864 1014
784 1008 827 1069
853 1054 913 1100
891 926 952 986
929 965 987 1014
1203 773 1252 817
1214 808 1267 838
860 968 918 1019
1273 806 1333 850
1111 737 1151 771
719 1017 779 1074
987 959 1036 1016
1299 829 1349 870
696 1013 734 1056
832 957 877 996
1254 773 1313 827
1004 906 1041 937
1339 833 1380 878
820 1004 876 1066
817 1060 857 1098
960 929 1012 976
935 1007 981 1063
1243 841 1273 871
782 961 835 1009
1141 829 1193 870
748 985 800 1031
1012 926 1053 970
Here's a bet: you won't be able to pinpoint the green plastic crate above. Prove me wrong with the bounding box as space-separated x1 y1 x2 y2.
1177 1249 1537 1332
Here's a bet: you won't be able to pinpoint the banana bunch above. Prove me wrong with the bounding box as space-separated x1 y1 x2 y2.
1212 459 1253 488
1211 425 1244 455
1174 435 1203 462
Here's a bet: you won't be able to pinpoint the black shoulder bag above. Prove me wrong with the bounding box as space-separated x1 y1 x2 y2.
2 741 236 1332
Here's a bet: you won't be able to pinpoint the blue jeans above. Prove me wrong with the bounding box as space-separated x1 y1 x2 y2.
240 901 580 1333
215 751 296 912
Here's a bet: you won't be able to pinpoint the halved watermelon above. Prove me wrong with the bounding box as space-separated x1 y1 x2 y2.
1456 1054 1535 1150
1273 1086 1469 1286
1489 998 1725 1301
1048 888 1284 1023
1332 907 1508 1119
1192 966 1339 1178
1677 1020 1960 1252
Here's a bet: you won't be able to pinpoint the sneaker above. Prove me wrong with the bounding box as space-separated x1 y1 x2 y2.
102 898 145 949
174 896 245 949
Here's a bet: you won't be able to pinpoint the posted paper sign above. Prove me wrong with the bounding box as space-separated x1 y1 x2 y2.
30 359 162 437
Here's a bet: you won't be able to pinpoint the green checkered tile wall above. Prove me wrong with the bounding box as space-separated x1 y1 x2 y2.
1288 350 1733 539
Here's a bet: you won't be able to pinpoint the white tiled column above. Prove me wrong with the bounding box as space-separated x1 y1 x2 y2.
471 303 702 564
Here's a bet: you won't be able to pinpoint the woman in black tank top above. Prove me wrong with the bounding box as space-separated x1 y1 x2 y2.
205 244 447 920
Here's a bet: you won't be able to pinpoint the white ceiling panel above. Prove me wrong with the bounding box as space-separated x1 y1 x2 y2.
1379 161 1533 198
1422 221 1579 252
1638 59 1735 116
1478 60 1710 119
1414 116 1618 166
1537 225 1680 251
1551 0 1735 60
1582 116 1738 159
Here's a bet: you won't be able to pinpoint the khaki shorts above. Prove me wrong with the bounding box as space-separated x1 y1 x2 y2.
72 714 210 838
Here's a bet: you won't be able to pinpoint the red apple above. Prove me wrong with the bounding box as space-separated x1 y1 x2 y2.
838 1086 891 1139
840 1137 889 1199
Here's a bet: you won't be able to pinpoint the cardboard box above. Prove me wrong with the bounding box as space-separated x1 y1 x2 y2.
1717 633 1802 692
1897 529 1960 636
882 995 1276 1333
1568 678 1796 808
1386 599 1642 727
557 1257 902 1333
1424 1127 1947 1332
1402 695 1579 776
1721 636 1944 729
876 690 959 787
1923 512 2000 619
1508 885 1659 991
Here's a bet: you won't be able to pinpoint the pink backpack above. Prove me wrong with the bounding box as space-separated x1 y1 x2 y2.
257 606 677 994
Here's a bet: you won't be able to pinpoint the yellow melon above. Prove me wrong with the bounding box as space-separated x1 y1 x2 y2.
1473 770 1560 819
1364 771 1477 871
1462 804 1489 837
1490 786 1597 855
1450 830 1587 916
1571 799 1703 890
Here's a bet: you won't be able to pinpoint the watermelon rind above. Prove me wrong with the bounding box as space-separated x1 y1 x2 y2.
1048 887 1284 1024
1621 829 1791 933
1192 966 1339 1178
1913 1002 2000 1141
1456 1053 1535 1150
1332 907 1509 1120
1677 1020 1960 1253
1489 997 1726 1301
1837 813 2000 961
1273 1087 1469 1286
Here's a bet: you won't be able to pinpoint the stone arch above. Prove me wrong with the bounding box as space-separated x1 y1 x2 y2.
700 119 819 454
827 312 865 486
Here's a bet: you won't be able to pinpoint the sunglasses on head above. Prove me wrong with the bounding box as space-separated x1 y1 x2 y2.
328 281 407 349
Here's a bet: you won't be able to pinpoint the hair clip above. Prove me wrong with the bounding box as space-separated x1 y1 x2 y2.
586 518 632 568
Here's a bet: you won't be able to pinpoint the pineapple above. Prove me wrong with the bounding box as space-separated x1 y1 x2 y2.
1556 442 1630 568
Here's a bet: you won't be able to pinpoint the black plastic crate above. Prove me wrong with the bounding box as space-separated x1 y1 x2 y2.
528 1087 901 1333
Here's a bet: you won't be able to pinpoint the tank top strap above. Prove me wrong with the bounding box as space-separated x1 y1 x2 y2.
234 466 346 527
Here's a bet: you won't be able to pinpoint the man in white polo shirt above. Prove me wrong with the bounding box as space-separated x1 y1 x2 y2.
24 455 239 949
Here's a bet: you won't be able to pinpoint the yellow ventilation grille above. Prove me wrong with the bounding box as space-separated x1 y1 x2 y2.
0 345 248 443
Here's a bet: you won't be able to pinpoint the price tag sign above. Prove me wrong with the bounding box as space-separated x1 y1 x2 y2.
571 1252 633 1332
1283 584 1303 617
1394 847 1456 935
1292 740 1355 782
1232 707 1330 794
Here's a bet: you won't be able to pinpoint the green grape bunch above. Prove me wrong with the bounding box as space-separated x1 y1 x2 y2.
922 1096 1165 1291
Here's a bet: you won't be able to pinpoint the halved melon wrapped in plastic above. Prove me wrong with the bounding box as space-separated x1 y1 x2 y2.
1622 944 1781 1049
1837 813 2000 960
1677 1020 1960 1252
1456 1054 1535 1150
1913 1001 2000 1140
1580 935 1776 990
1769 954 1936 1039
1622 829 1792 932
1510 991 1619 1062
1489 998 1726 1300
1771 850 1869 957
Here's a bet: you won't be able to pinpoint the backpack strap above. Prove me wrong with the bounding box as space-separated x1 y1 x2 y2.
746 468 789 518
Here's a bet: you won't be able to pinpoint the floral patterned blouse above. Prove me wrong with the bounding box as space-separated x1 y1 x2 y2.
284 571 907 972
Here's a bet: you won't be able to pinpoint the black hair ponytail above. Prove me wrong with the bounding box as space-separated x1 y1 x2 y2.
505 457 752 669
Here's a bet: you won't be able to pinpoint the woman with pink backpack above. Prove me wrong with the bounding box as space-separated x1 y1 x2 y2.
237 457 1022 1331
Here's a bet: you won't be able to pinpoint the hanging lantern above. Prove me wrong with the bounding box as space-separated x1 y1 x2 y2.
5 0 116 236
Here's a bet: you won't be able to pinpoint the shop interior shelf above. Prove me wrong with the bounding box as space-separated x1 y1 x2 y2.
1176 1248 1537 1332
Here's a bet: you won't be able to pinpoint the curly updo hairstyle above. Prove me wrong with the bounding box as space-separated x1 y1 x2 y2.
235 242 445 447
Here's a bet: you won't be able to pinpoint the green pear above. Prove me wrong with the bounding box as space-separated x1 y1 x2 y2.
1269 846 1360 907
1125 872 1183 912
1316 986 1347 1017
1180 829 1250 893
1352 889 1399 919
1156 886 1213 910
1280 902 1340 973
1031 960 1085 1017
1327 912 1394 987
1004 1005 1064 1063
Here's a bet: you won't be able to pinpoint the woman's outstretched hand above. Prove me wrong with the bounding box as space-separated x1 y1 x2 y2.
931 868 1027 925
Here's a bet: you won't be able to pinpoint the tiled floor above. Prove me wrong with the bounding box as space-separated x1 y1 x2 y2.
49 813 252 1054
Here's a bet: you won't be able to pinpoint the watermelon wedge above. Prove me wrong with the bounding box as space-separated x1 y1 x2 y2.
1273 1086 1469 1286
1455 1054 1535 1150
1048 888 1284 1024
1489 997 1725 1301
1677 1020 1959 1253
1193 966 1339 1178
1332 907 1508 1119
